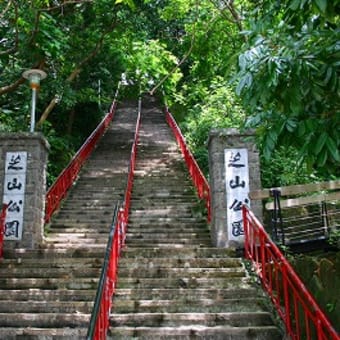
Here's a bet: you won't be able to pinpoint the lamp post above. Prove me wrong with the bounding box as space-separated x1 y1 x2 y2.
22 69 47 132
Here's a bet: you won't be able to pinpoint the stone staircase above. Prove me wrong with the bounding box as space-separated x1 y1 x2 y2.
0 101 138 339
109 98 282 339
0 97 283 339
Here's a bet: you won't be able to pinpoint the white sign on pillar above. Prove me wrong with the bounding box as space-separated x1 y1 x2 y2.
2 152 27 240
224 148 250 242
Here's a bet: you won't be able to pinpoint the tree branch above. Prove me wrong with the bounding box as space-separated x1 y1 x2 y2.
0 60 45 95
36 17 118 127
38 0 94 12
0 0 19 56
209 0 245 39
149 1 199 96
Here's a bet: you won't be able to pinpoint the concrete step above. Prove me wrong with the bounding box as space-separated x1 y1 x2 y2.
110 312 274 327
47 227 111 234
0 277 98 290
118 257 242 268
128 216 207 224
119 247 236 258
0 289 96 301
130 207 195 214
125 225 208 233
0 256 102 267
112 298 266 314
114 287 259 300
3 247 106 259
117 266 247 279
124 240 212 247
45 237 108 246
0 266 101 278
125 232 210 241
109 325 282 339
51 213 114 220
116 277 252 289
0 327 87 339
0 301 93 314
0 313 90 328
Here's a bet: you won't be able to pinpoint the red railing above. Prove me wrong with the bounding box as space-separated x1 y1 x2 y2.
87 205 120 340
0 204 8 259
45 99 118 223
165 107 211 223
242 205 339 340
87 98 141 340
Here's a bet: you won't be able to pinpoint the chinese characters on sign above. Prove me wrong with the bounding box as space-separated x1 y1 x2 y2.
2 152 27 240
224 149 250 242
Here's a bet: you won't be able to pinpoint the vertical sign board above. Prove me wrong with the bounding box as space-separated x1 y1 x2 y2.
2 152 27 240
224 148 250 242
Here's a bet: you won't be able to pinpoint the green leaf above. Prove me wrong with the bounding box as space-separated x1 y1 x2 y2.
115 0 135 9
290 0 301 10
317 149 328 167
286 119 297 132
314 132 328 155
314 0 327 13
325 136 340 161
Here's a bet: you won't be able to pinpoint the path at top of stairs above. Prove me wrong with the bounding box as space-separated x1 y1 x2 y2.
0 100 139 339
109 97 282 340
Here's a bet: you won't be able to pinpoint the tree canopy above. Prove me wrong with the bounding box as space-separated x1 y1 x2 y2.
1 0 339 186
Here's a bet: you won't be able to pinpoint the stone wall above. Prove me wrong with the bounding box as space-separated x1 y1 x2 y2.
0 133 49 249
208 128 262 249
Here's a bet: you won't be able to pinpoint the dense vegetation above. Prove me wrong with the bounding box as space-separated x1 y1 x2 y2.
1 0 339 185
1 0 339 330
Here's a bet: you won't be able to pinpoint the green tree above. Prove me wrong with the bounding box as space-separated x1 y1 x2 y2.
236 0 340 176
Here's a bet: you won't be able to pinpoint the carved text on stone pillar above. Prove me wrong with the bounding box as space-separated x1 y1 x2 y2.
3 152 27 240
224 149 250 242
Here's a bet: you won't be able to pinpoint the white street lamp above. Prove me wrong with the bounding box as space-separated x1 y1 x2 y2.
22 69 47 132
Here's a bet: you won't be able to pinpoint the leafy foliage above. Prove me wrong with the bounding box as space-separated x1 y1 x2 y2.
236 0 340 177
0 0 339 188
124 39 182 94
174 77 246 175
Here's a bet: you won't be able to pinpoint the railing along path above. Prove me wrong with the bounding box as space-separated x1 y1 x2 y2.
242 205 339 340
87 98 142 340
165 106 211 223
45 85 120 223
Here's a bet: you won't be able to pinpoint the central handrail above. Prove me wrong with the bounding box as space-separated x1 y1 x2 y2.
164 105 211 223
87 204 120 339
45 83 121 223
242 205 339 340
87 97 142 339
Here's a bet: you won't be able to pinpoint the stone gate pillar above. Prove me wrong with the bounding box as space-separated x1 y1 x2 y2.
0 133 49 250
208 128 262 249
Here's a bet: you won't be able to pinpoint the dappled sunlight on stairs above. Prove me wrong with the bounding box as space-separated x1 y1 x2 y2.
0 102 139 339
109 98 282 339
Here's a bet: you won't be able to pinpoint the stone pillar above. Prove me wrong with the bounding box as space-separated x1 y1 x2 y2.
0 133 49 250
208 128 262 249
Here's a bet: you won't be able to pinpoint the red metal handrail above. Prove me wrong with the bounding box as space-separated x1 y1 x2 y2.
45 99 118 223
165 107 211 223
242 205 339 340
0 204 8 259
87 205 120 340
87 98 141 340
